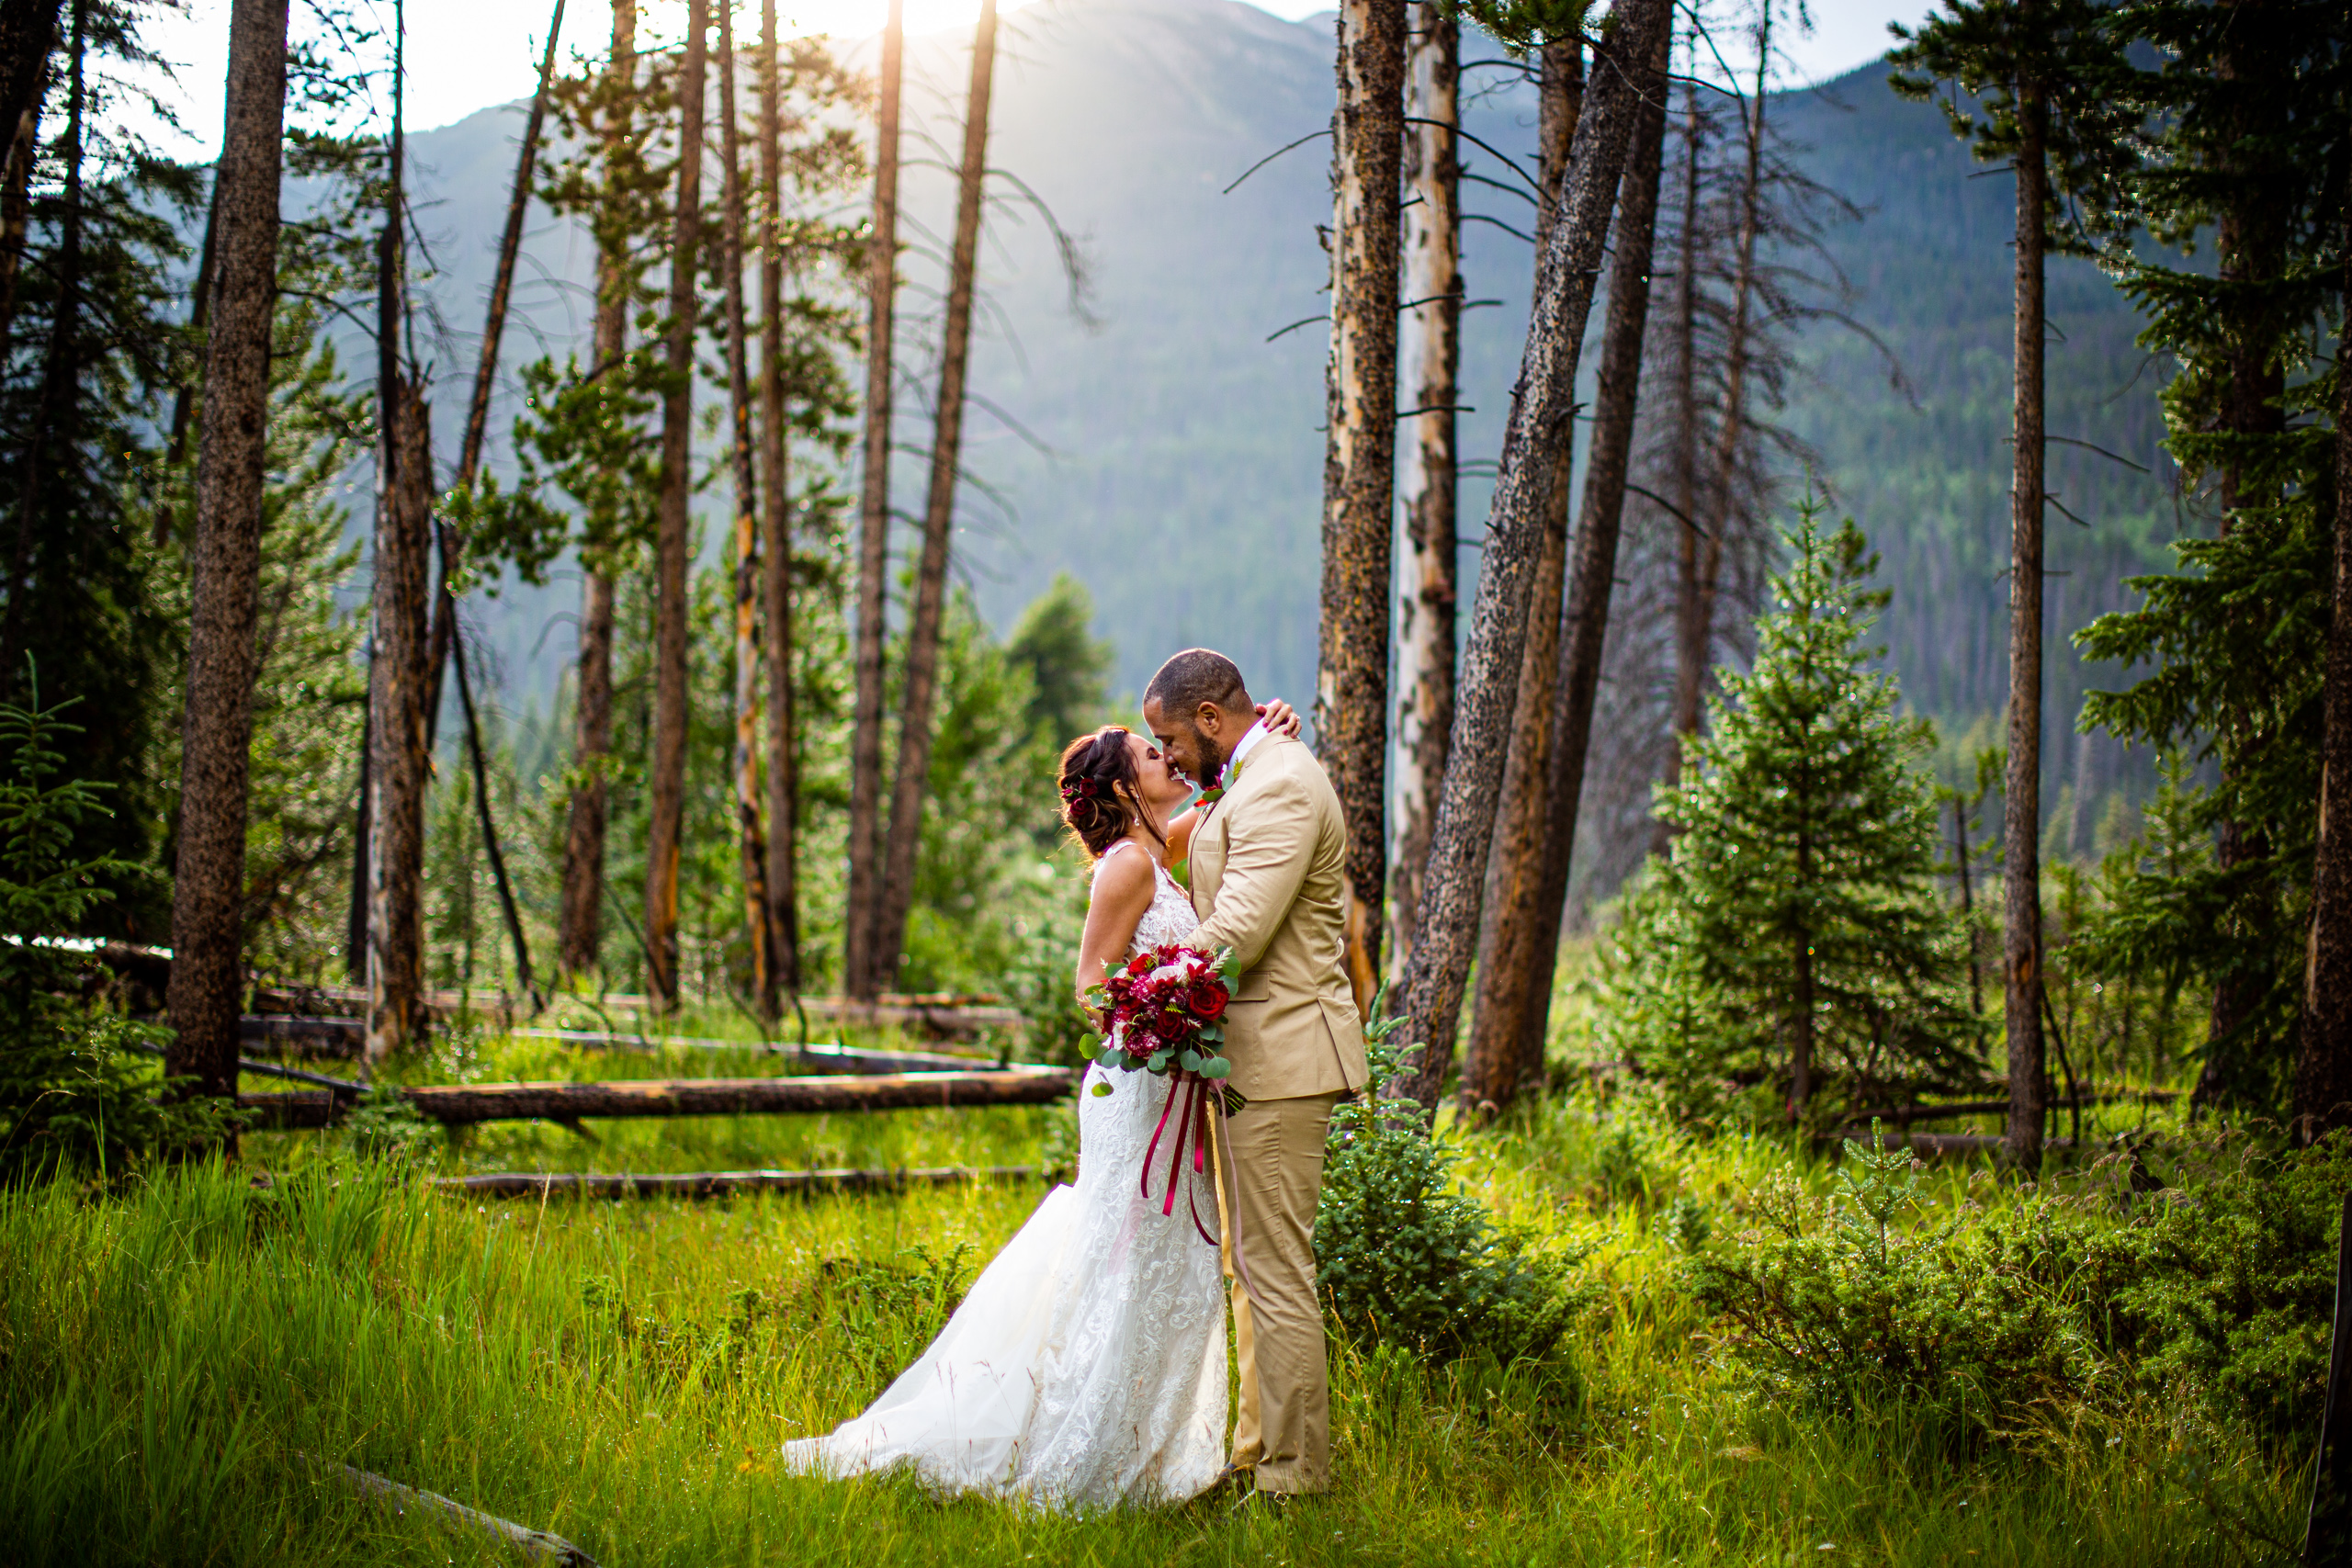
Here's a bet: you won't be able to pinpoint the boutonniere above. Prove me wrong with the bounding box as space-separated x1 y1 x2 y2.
1194 784 1224 808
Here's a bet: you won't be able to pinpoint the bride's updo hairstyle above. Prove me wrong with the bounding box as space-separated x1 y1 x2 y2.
1058 727 1162 860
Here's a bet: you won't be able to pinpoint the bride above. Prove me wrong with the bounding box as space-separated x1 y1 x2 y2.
782 703 1301 1510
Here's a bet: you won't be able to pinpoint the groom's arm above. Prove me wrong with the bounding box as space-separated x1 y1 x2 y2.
1188 773 1315 974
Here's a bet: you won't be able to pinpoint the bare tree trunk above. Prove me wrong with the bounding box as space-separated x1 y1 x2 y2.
556 0 635 981
1388 0 1457 979
645 0 707 1010
364 0 426 1065
0 92 40 348
0 0 59 152
1651 58 1702 852
3 0 83 687
716 0 770 1008
1509 19 1672 1098
1957 792 1981 1013
0 0 56 349
2201 2 2288 1100
844 0 902 1000
758 0 797 1000
1317 0 1406 1010
2294 215 2352 1143
1792 830 1815 1112
1393 0 1672 1110
2003 28 2048 1171
1668 6 1769 775
367 379 433 1063
872 0 998 987
165 0 288 1124
1461 37 1579 1117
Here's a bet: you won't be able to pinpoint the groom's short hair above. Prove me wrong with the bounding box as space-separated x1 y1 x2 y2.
1145 649 1250 716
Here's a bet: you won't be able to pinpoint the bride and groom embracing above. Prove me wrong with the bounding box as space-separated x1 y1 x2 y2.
784 648 1370 1511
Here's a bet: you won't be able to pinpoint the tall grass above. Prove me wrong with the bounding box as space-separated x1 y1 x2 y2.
0 1065 2301 1565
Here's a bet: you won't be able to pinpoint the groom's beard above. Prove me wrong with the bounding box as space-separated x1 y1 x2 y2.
1193 727 1230 790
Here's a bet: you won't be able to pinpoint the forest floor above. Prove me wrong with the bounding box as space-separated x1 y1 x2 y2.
0 1008 2304 1567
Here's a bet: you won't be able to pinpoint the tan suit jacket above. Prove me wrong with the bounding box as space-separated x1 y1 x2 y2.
1187 732 1369 1102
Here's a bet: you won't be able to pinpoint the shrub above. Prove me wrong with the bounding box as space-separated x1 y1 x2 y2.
1316 1003 1587 1364
1685 1124 2352 1449
0 671 233 1179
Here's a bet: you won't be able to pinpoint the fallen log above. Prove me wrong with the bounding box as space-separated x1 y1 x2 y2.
435 1166 1040 1200
506 1029 996 1074
240 1066 1075 1130
309 1454 595 1566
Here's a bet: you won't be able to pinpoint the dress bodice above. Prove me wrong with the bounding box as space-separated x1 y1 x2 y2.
1095 840 1201 956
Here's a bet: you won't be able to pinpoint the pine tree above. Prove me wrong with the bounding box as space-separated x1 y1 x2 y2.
1603 498 1983 1124
1889 0 2136 1169
2071 0 2349 1115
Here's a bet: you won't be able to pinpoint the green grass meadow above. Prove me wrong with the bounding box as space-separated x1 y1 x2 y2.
0 1009 2307 1566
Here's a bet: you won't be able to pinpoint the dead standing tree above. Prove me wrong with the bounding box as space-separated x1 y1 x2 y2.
1389 0 1459 977
1461 32 1581 1116
872 0 1001 990
1394 0 1673 1111
557 0 636 980
757 0 797 1003
166 0 289 1121
366 0 428 1063
646 0 708 1010
1470 16 1673 1119
716 0 771 1009
1319 0 1407 1006
844 0 903 1001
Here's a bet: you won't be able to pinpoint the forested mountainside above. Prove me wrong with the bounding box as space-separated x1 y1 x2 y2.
393 0 2176 847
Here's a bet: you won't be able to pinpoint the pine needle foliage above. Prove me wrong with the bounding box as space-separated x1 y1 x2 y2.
1604 498 1984 1126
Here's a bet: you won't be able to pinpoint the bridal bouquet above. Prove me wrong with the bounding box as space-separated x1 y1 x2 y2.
1080 944 1256 1283
1083 942 1239 1085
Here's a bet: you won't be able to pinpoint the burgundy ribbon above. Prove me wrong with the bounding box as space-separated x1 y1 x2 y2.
1141 1070 1265 1311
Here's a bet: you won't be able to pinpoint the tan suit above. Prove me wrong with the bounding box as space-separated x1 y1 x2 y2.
1188 731 1366 1495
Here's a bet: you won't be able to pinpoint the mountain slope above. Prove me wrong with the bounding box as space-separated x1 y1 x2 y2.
394 0 2178 837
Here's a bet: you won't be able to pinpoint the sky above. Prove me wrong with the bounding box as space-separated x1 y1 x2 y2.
133 0 1932 159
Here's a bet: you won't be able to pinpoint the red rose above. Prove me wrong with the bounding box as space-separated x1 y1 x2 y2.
1191 985 1228 1021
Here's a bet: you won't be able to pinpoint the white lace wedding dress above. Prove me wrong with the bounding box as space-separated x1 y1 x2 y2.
782 840 1228 1510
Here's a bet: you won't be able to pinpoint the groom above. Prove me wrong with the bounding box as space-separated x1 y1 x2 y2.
1143 649 1369 1499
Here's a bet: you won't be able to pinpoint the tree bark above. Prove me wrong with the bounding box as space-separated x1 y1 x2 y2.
2292 211 2352 1142
0 0 60 145
1650 59 1702 857
758 0 798 999
2201 0 2289 1096
363 1 426 1066
0 0 55 350
2002 28 2048 1171
1317 0 1406 1010
243 1066 1075 1129
1461 37 1579 1117
717 0 771 1009
645 0 707 1010
165 0 288 1122
1507 19 1672 1100
1392 0 1672 1111
1667 6 1769 782
3 0 83 687
844 0 902 1000
556 0 635 981
366 378 433 1063
1388 0 1457 979
872 0 999 987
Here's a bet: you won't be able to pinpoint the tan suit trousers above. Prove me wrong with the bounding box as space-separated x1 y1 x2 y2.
1215 1089 1341 1495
